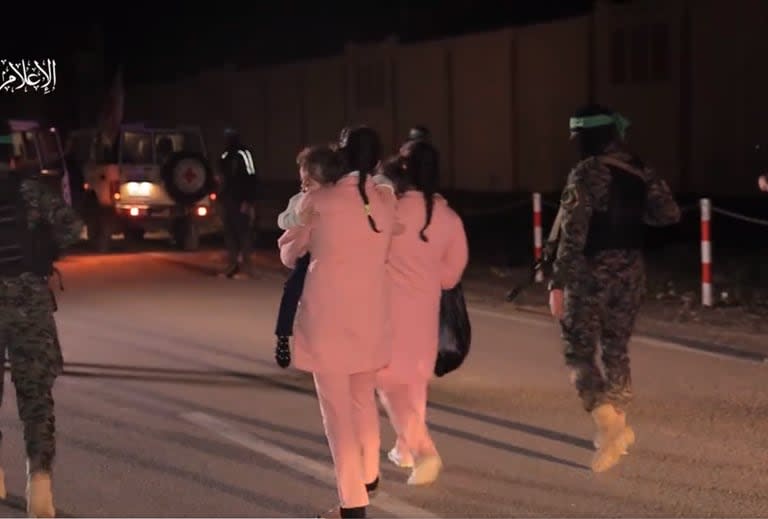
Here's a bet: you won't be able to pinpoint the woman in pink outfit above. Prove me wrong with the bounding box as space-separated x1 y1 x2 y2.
377 140 469 486
278 127 396 519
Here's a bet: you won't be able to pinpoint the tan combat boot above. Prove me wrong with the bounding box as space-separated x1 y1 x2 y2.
26 462 55 518
0 466 6 499
590 404 631 473
593 408 636 455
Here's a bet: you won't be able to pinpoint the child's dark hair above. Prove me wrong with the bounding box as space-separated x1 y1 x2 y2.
296 145 343 186
400 140 440 241
337 126 382 232
377 155 407 195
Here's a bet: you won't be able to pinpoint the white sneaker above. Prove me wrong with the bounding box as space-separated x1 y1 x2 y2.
387 447 414 469
407 454 442 486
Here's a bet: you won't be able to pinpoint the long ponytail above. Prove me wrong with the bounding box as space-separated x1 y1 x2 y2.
401 141 440 242
339 126 382 233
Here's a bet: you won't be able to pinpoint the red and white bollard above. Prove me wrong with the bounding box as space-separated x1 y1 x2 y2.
533 193 543 282
700 198 713 307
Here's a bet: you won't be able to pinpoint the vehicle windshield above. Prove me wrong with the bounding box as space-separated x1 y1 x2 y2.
154 130 204 161
122 130 204 165
121 131 153 164
35 129 65 170
0 132 36 171
0 134 12 171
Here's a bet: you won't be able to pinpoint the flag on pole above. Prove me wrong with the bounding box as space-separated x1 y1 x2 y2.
98 66 124 146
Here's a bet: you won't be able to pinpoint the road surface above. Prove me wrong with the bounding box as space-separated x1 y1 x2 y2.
0 251 765 517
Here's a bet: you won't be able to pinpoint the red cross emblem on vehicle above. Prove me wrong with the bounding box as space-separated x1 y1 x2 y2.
183 167 197 184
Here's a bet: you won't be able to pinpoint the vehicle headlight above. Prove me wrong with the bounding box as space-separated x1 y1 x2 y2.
126 182 152 196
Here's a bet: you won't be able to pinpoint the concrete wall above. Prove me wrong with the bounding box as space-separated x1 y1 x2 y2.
516 17 590 193
304 57 347 148
345 40 398 158
395 40 454 185
594 0 684 191
264 64 303 181
450 30 515 191
688 0 768 194
118 0 768 197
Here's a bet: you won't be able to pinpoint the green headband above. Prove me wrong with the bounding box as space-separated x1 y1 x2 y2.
569 113 631 139
0 135 11 145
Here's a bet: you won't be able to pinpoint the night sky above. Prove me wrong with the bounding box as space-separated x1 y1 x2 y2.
4 2 594 84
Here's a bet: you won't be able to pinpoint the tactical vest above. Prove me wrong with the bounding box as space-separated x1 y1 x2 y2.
583 160 648 257
0 174 57 278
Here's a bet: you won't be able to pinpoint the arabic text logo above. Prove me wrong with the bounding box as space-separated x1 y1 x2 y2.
0 59 57 94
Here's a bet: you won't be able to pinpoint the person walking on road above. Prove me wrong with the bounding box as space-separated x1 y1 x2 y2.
376 140 468 486
0 128 84 517
274 142 394 369
217 128 259 279
547 105 681 473
277 126 396 518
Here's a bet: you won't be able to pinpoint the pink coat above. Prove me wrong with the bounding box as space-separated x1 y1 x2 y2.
278 174 397 374
378 192 469 383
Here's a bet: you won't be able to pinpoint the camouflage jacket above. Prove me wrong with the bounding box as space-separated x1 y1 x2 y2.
20 175 84 252
549 150 681 290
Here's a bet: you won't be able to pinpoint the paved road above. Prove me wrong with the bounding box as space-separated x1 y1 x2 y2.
0 251 766 517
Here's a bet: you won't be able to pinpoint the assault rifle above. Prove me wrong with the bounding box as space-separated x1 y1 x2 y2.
505 155 649 302
505 205 563 302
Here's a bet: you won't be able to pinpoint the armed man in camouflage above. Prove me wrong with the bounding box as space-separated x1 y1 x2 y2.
0 127 83 517
547 105 680 473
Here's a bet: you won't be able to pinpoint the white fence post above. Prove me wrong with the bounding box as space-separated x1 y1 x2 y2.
700 198 713 307
533 193 543 282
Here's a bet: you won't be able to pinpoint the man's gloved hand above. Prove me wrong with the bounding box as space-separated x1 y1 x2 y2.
240 201 256 220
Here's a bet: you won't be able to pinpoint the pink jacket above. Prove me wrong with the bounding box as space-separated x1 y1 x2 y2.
278 174 397 374
379 192 469 383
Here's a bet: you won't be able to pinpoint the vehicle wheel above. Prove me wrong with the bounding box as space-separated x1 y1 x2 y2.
161 151 214 206
83 193 111 253
171 218 200 251
88 213 112 253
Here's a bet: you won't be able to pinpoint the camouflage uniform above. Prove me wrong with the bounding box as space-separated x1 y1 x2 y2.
0 173 83 476
550 148 680 413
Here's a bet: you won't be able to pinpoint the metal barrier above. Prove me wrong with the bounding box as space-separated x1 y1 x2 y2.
453 192 768 307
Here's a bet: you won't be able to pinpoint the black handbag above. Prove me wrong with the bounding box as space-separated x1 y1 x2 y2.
434 282 472 377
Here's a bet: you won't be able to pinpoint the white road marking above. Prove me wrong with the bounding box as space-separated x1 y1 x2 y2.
181 411 439 518
468 306 766 366
468 307 552 329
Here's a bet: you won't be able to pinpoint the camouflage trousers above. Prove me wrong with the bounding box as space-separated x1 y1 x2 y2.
559 251 645 413
0 274 63 474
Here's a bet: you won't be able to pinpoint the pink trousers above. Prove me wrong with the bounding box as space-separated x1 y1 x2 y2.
377 378 437 463
313 371 380 509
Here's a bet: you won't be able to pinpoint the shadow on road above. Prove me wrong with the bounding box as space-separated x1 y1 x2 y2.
428 401 594 451
76 361 589 472
60 362 273 387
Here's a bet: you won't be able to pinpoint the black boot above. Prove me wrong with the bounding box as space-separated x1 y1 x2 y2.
365 476 379 496
340 506 366 518
275 336 291 368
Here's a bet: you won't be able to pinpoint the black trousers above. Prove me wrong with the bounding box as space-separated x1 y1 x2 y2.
275 253 310 336
221 203 254 267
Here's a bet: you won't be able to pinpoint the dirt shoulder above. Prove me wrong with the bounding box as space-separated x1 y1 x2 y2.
463 263 768 362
